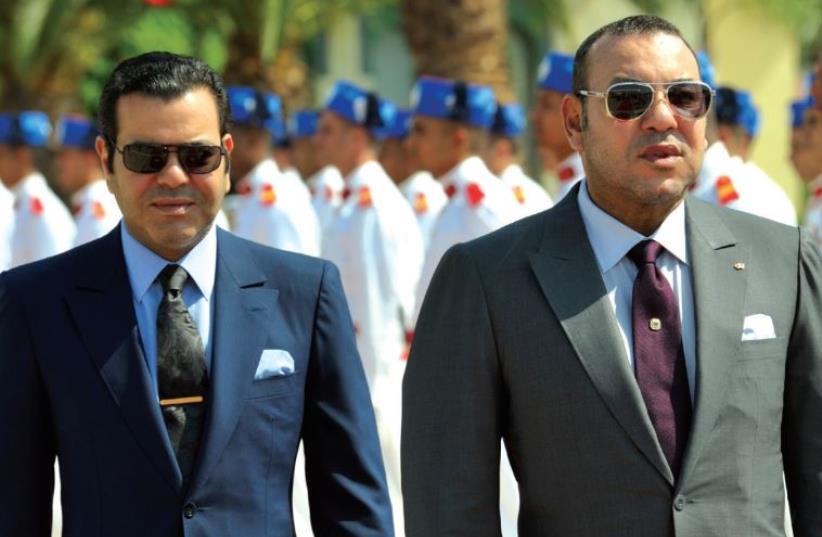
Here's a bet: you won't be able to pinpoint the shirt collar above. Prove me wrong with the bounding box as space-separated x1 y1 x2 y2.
120 221 217 304
577 181 688 273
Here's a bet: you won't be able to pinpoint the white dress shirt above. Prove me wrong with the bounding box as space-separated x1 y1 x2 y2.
120 222 217 396
577 181 697 398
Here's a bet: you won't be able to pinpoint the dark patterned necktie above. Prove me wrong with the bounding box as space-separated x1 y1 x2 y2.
156 264 208 484
628 240 692 479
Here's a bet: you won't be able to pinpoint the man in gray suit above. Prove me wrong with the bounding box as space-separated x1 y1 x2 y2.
402 15 822 537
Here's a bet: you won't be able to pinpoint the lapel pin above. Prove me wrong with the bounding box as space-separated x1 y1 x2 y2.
649 318 662 331
733 262 745 271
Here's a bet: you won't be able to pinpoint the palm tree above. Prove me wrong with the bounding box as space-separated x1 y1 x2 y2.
0 0 143 110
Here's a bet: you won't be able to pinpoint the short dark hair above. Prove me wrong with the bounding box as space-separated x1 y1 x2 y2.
98 51 229 171
572 15 695 95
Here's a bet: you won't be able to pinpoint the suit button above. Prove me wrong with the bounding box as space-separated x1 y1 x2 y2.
184 502 197 518
674 495 686 511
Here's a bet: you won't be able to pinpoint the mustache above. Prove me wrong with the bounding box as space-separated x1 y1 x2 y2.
631 133 689 154
146 188 202 201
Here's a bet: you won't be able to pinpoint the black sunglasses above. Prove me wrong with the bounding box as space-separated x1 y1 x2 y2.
577 81 714 121
111 141 227 174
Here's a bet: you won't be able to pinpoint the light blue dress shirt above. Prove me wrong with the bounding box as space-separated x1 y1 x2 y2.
577 181 696 399
120 223 217 396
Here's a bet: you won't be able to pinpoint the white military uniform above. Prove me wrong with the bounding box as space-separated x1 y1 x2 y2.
693 141 797 226
323 160 423 535
233 158 320 256
398 171 447 252
307 165 344 237
10 172 76 267
415 156 522 321
71 179 122 247
500 163 553 217
412 155 522 537
554 151 585 202
803 175 822 250
0 181 14 271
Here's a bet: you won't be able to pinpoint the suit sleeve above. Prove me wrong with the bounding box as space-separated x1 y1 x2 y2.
402 244 504 537
302 261 395 536
783 230 822 536
0 275 56 536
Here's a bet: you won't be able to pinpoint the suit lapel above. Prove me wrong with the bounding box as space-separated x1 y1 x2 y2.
677 198 748 484
191 231 279 491
65 227 181 491
528 190 673 484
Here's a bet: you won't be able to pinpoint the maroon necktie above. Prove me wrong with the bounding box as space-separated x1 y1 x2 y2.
628 240 692 479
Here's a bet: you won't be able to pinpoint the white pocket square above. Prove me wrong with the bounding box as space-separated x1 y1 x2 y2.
254 349 295 380
741 314 776 341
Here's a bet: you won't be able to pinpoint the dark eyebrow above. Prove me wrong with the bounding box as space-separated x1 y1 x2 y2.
608 76 698 85
127 139 220 147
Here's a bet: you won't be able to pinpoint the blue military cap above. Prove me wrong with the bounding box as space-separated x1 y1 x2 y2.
716 87 759 137
323 80 392 130
375 108 412 140
735 91 760 137
228 86 282 130
288 109 319 139
0 111 52 146
697 51 717 89
54 115 97 151
790 96 815 128
410 76 496 128
490 102 526 138
536 51 574 93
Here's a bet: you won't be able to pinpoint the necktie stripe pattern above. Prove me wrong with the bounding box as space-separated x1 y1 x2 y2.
628 240 692 479
156 264 208 485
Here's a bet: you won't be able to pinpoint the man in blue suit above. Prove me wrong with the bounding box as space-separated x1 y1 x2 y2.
0 52 394 537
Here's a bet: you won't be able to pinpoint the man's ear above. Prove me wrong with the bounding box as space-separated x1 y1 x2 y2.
222 133 234 191
561 94 584 153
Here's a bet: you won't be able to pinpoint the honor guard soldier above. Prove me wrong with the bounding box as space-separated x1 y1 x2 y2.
377 107 447 251
228 86 320 255
270 116 307 198
693 76 797 226
482 101 553 216
53 115 122 246
0 111 75 266
408 76 521 320
533 51 584 200
0 181 13 271
316 80 424 534
289 109 344 237
407 77 522 537
792 98 822 248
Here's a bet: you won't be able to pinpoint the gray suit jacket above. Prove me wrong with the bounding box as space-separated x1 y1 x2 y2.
402 187 822 537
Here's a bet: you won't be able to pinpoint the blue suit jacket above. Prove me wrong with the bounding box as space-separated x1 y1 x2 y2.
0 226 394 536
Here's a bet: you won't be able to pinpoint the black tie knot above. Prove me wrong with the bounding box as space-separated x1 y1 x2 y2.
628 239 664 267
158 264 188 295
